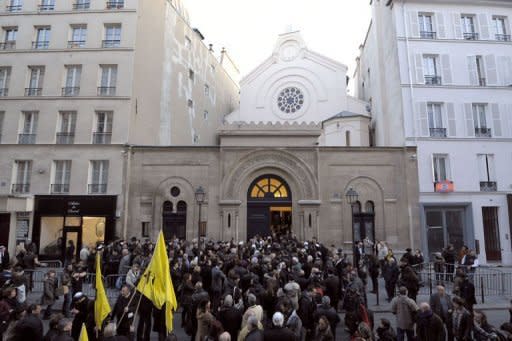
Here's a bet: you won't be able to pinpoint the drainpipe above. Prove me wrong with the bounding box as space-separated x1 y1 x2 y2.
122 144 133 239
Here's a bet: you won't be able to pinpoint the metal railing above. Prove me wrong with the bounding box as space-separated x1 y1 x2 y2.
420 31 436 39
56 132 75 144
25 88 42 96
97 86 116 96
480 181 497 192
479 78 486 86
93 132 112 144
102 40 120 48
67 40 85 48
38 4 54 11
62 86 80 96
18 133 36 144
32 41 49 49
51 184 70 193
0 88 8 96
0 41 16 49
88 183 107 194
424 75 442 85
475 127 492 137
464 32 479 40
496 34 511 41
12 183 30 194
6 5 22 11
72 2 90 9
429 127 447 138
106 1 124 9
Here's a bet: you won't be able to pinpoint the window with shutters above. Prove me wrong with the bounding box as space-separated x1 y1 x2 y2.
63 65 81 96
69 25 87 48
476 56 486 86
52 160 71 193
427 103 446 137
472 104 491 137
432 154 450 182
26 66 44 96
93 111 113 144
493 16 510 41
423 55 441 85
19 111 38 144
89 160 108 194
477 154 497 191
57 111 76 144
419 13 436 39
13 160 31 193
98 65 117 96
461 15 478 40
0 67 11 96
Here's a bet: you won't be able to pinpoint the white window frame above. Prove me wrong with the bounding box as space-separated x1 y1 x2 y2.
427 103 443 129
492 16 507 36
432 154 450 182
477 154 496 182
35 26 51 43
28 66 44 89
70 25 87 46
14 160 32 185
104 24 121 41
21 111 38 134
0 67 11 91
423 55 438 77
418 13 434 33
65 65 81 88
90 160 109 187
53 160 71 186
4 27 17 42
461 15 476 34
59 111 76 134
100 65 117 88
95 111 113 133
472 104 488 129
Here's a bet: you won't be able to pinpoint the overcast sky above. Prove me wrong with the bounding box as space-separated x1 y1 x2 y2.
185 0 372 87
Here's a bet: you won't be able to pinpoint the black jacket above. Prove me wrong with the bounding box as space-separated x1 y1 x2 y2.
263 326 295 341
217 306 242 340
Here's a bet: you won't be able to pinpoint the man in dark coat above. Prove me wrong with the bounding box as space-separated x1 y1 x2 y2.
71 293 95 341
41 270 58 319
442 244 456 281
451 296 472 341
113 285 135 337
263 312 295 341
458 275 476 313
217 295 242 341
0 246 9 272
322 269 340 310
21 304 44 341
297 287 316 339
430 285 454 341
383 258 400 302
313 296 340 340
416 302 445 341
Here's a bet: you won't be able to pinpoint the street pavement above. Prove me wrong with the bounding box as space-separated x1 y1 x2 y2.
28 270 511 340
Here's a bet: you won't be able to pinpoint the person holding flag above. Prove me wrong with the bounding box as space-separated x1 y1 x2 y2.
135 231 178 336
95 250 112 336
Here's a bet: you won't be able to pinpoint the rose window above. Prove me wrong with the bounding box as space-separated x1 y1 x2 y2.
277 87 304 114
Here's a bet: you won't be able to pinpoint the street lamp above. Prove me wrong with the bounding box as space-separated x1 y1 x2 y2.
345 188 359 266
195 186 205 248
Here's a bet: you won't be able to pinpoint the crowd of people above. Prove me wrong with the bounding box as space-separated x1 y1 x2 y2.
0 235 509 341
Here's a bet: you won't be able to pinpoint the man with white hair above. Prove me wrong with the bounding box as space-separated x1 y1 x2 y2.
263 312 295 341
218 331 231 341
245 315 264 341
416 302 445 341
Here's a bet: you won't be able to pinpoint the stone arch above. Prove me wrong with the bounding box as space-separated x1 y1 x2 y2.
153 176 196 240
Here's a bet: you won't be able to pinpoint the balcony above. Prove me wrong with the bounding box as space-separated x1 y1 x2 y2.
97 86 116 96
106 1 124 9
88 183 107 194
32 41 49 49
25 88 42 96
102 40 120 48
463 32 479 40
72 1 90 9
56 132 75 144
93 132 112 144
420 31 437 39
429 127 447 138
6 5 22 11
67 40 85 48
496 34 511 42
0 41 16 50
480 181 497 192
475 127 492 137
12 183 30 194
424 75 442 85
51 184 70 194
18 133 36 144
62 87 80 96
0 88 8 96
38 4 54 11
479 78 486 86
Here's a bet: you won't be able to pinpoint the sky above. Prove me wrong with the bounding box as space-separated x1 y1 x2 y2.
184 0 372 87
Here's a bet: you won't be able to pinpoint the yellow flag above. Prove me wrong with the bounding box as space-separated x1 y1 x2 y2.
94 252 111 330
79 323 89 341
136 231 178 332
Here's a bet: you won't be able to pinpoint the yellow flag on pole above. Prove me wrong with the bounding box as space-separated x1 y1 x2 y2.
136 231 178 332
79 323 89 341
94 252 111 331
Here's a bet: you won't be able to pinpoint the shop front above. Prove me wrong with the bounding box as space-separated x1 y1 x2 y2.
32 195 116 261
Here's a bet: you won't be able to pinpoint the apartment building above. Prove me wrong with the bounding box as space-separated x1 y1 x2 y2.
355 0 512 264
0 0 239 258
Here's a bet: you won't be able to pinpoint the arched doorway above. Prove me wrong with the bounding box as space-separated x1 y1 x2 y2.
162 200 187 240
247 174 292 239
352 200 375 252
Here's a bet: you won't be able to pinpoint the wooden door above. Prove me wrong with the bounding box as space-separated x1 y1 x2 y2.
482 207 502 261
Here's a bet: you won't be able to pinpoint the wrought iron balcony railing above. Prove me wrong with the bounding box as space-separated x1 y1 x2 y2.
12 183 30 194
463 32 479 40
38 4 54 11
0 41 16 49
106 1 124 9
475 127 492 137
93 132 112 144
56 132 75 144
62 87 80 96
18 133 36 144
424 75 442 85
429 127 447 138
88 183 107 194
32 41 49 49
72 1 90 9
420 31 437 39
67 40 85 48
97 86 116 96
25 87 42 96
6 5 22 11
495 34 511 42
480 181 497 192
102 40 120 48
51 184 70 193
0 88 8 96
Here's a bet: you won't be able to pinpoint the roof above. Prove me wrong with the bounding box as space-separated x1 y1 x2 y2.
323 111 370 123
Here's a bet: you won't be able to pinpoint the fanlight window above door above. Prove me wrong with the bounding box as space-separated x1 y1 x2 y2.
250 176 289 199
